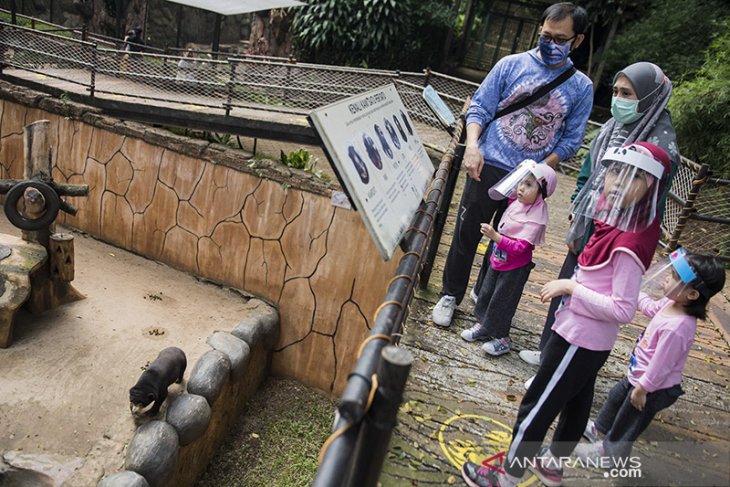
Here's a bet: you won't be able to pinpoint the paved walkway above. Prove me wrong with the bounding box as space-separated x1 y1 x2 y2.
381 171 730 486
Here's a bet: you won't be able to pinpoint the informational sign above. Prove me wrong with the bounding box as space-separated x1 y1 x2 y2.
423 85 456 129
309 84 434 260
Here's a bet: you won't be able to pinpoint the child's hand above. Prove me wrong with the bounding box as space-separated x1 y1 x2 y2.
630 384 648 411
480 223 501 243
540 279 577 303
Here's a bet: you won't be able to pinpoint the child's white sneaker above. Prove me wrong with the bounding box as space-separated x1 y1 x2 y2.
482 337 511 356
460 322 489 342
432 295 457 327
574 440 605 464
519 350 541 366
524 374 535 390
469 288 479 304
583 419 600 443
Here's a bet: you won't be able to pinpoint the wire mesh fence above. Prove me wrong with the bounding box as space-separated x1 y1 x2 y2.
1 20 727 260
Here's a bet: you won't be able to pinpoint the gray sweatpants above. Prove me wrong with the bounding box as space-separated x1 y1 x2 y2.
473 261 535 338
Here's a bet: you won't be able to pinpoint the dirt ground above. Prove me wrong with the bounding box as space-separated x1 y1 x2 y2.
0 213 272 486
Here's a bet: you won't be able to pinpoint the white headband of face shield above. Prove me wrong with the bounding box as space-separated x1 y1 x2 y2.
601 146 664 179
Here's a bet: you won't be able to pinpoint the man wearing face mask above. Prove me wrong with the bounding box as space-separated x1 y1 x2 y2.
432 2 593 328
519 61 680 373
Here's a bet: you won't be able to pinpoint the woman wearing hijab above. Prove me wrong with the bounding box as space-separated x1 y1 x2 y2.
519 62 680 370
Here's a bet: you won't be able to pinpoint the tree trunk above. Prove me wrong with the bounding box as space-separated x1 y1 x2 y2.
248 9 294 58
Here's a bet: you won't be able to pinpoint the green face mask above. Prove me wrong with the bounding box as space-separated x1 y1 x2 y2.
611 96 643 125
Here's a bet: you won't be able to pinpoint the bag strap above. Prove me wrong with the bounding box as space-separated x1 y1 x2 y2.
493 66 577 121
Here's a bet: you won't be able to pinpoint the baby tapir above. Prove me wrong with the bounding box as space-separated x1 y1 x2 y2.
129 346 187 416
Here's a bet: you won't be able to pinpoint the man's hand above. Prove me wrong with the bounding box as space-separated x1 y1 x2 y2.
540 279 577 303
480 223 501 243
630 384 648 411
464 144 484 181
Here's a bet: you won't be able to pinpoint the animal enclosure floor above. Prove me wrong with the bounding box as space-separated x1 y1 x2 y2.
0 212 272 486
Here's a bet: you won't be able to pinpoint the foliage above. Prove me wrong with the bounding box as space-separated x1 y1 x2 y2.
668 23 730 178
291 0 456 69
280 148 326 179
601 0 729 83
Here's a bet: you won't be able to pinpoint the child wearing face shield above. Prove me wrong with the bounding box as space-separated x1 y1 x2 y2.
461 143 672 487
460 161 557 356
520 62 680 371
577 249 725 464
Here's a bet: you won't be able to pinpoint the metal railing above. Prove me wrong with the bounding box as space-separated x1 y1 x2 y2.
313 107 467 487
0 21 475 133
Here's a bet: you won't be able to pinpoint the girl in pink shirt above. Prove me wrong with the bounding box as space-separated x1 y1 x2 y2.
578 249 726 462
462 142 672 487
460 161 557 357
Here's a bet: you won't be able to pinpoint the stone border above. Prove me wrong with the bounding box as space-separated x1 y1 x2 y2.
97 305 279 487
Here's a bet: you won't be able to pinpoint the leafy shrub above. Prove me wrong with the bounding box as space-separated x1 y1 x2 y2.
668 23 730 177
603 0 727 83
291 0 454 69
280 148 326 179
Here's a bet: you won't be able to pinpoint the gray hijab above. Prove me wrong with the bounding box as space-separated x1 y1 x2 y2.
591 62 679 169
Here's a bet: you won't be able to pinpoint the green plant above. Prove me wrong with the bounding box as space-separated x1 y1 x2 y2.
291 0 455 69
209 132 232 146
280 148 328 180
668 22 730 178
601 0 728 84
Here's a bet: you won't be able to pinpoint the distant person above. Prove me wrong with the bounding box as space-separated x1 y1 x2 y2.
176 48 196 81
576 250 725 465
431 2 593 328
123 27 144 53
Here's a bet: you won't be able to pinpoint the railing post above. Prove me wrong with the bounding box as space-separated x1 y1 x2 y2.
225 60 236 116
419 139 466 289
424 66 432 87
89 43 97 98
284 56 294 104
666 163 711 252
347 346 413 487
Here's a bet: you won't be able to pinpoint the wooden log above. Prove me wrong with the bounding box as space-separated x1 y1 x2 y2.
49 233 75 282
22 120 54 247
0 180 90 196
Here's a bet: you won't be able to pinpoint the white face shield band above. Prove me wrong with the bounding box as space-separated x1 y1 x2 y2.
569 146 664 233
641 247 707 300
488 159 545 200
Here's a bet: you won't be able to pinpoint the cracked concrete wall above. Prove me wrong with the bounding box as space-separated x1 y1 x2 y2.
0 90 401 395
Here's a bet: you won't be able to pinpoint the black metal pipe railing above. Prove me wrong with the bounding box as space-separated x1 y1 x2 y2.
419 138 465 289
313 106 467 487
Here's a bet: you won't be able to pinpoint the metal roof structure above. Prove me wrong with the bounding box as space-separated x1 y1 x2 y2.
165 0 307 16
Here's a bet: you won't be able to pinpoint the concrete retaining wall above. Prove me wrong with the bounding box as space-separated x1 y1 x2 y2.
0 81 401 395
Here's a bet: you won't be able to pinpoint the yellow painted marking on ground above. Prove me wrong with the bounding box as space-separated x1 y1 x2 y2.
438 413 538 486
184 105 206 111
35 74 47 79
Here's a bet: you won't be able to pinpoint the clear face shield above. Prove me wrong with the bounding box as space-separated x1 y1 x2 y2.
641 247 707 300
488 159 546 201
569 146 664 233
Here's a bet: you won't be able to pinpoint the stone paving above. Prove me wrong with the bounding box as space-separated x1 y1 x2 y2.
381 171 730 486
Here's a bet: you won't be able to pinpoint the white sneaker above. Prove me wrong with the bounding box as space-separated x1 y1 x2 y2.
432 295 457 327
574 440 604 464
524 374 535 390
583 419 600 443
519 350 541 366
460 322 489 342
469 288 478 304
